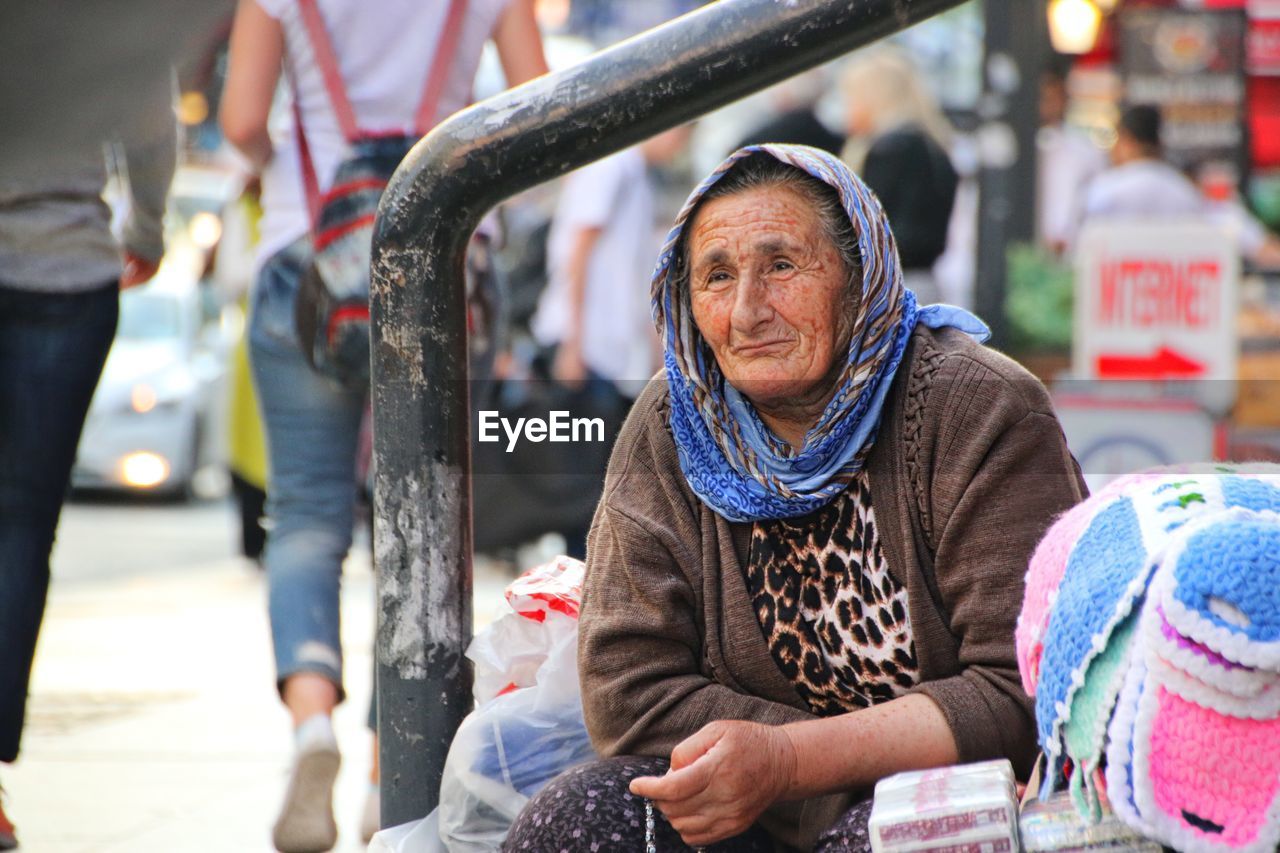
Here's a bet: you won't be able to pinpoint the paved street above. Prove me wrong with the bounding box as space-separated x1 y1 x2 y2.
7 495 513 853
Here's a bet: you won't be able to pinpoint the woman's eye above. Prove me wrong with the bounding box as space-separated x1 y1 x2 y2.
706 271 732 285
772 260 795 273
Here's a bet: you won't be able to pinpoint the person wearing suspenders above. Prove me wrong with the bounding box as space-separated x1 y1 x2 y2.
222 2 545 849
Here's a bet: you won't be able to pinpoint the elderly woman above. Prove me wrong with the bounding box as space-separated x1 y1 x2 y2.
505 144 1085 852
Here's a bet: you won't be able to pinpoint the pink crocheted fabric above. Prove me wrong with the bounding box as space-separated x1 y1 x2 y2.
1148 688 1280 848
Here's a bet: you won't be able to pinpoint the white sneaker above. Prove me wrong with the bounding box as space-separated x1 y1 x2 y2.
272 737 341 853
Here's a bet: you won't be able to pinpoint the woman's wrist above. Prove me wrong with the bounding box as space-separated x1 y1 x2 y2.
777 693 959 800
776 724 803 801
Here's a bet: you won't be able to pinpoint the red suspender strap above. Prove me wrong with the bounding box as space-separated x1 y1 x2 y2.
296 0 360 142
292 93 323 226
413 0 470 137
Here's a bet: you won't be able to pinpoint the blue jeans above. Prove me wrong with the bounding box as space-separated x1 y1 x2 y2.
0 281 118 762
249 241 365 702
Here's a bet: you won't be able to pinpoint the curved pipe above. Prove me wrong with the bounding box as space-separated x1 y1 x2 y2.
370 0 966 826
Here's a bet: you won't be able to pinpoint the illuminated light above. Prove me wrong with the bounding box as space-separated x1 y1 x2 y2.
131 384 158 414
1048 0 1103 55
120 452 170 488
188 212 223 250
178 91 209 126
1093 0 1118 12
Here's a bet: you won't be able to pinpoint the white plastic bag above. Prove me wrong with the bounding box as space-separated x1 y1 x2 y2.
367 557 592 853
438 556 595 851
367 810 445 853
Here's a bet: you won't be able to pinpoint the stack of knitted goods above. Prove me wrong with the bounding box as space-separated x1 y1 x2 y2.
1016 463 1280 853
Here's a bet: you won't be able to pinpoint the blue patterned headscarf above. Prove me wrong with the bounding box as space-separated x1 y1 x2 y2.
652 144 989 523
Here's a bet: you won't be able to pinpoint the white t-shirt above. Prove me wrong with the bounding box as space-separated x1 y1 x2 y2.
1082 159 1205 222
253 0 511 266
1082 159 1273 260
532 148 660 386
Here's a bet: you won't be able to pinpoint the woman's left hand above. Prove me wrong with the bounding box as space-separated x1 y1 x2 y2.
629 720 797 847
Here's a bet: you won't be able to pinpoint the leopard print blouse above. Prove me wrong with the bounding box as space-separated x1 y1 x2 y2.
744 472 920 716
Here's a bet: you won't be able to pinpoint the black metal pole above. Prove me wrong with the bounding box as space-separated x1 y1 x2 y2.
371 0 970 828
975 0 1047 349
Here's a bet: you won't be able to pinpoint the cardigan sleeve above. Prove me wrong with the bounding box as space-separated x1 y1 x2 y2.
908 354 1086 775
579 504 814 759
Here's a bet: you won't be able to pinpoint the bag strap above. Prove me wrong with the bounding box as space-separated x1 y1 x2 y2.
291 0 470 225
413 0 470 136
296 0 360 142
296 0 469 141
292 95 323 226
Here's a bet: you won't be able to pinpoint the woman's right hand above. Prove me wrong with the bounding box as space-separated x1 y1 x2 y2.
629 720 798 847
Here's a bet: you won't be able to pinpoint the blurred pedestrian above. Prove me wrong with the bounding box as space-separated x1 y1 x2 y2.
228 310 271 565
214 184 272 567
1082 104 1203 221
1037 59 1106 256
0 79 174 853
1196 163 1280 269
220 1 546 850
840 49 957 305
534 128 690 398
528 128 689 556
734 72 845 157
0 172 170 853
1083 106 1280 269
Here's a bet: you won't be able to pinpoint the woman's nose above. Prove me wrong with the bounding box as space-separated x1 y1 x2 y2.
730 271 773 333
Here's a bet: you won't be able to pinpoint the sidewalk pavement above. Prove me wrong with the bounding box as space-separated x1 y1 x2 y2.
6 548 514 853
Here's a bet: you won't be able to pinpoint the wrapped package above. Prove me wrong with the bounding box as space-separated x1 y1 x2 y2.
874 759 1015 799
1019 790 1162 852
869 761 1019 853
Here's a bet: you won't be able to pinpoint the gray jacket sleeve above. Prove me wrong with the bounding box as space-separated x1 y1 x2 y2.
119 82 177 262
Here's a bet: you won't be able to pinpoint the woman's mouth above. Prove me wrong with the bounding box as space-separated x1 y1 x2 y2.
732 339 792 357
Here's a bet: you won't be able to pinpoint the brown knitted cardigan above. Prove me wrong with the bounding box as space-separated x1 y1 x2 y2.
578 324 1087 850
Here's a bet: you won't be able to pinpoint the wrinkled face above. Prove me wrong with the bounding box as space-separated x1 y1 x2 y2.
686 185 854 410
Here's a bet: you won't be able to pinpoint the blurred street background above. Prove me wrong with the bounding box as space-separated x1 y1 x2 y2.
6 495 514 852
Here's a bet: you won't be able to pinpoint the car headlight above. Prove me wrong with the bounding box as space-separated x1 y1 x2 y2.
120 452 171 488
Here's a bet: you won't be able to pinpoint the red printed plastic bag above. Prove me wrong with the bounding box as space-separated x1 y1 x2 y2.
467 556 585 705
503 554 584 622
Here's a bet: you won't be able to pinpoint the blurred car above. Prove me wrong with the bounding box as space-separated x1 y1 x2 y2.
72 271 231 498
74 160 245 497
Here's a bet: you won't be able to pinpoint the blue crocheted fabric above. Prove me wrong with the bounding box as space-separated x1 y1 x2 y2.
1035 496 1149 756
1222 476 1280 516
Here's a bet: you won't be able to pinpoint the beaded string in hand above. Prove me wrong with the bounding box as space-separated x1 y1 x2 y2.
644 799 706 853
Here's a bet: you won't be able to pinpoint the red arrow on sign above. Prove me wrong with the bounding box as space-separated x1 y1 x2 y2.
1095 347 1207 379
